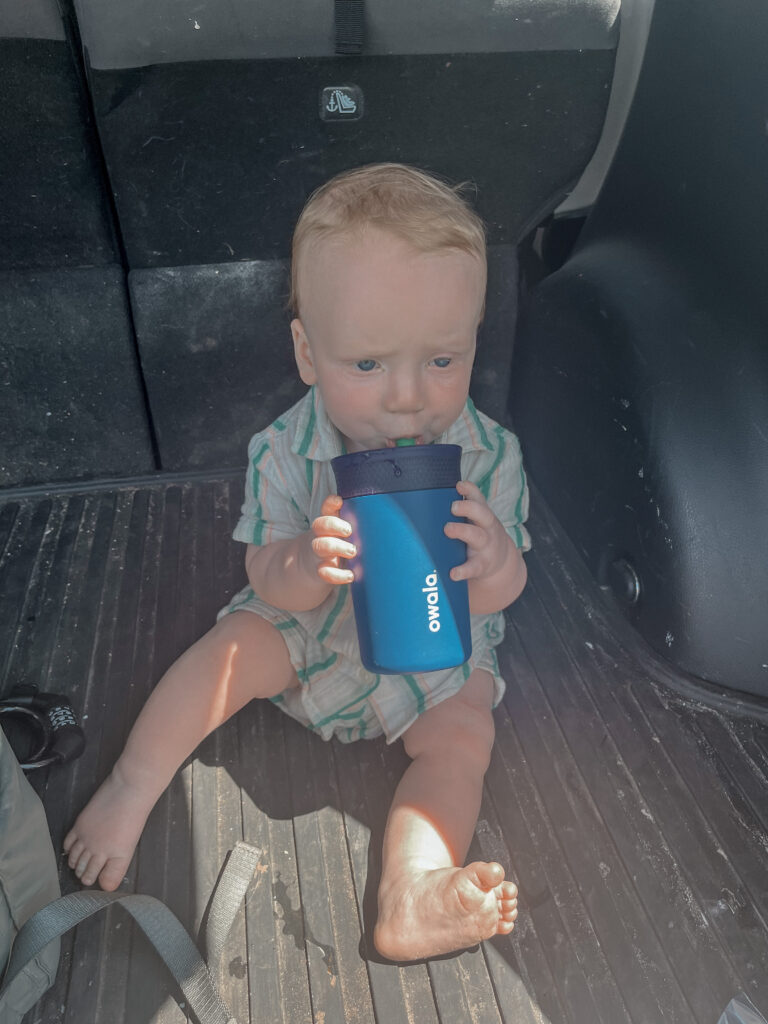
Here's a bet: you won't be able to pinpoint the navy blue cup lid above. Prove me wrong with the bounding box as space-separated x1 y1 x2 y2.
332 444 462 498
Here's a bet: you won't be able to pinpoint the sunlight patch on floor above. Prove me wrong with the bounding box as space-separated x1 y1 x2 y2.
484 942 552 1024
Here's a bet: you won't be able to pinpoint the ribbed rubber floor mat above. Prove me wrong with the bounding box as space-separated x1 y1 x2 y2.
1 477 766 1023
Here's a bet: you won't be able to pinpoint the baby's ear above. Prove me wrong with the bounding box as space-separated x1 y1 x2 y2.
291 319 317 385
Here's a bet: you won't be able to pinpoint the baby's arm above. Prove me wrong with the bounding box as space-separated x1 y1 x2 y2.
444 480 528 615
245 494 356 612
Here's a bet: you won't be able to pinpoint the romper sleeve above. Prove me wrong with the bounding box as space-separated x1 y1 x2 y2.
468 425 531 553
232 431 311 546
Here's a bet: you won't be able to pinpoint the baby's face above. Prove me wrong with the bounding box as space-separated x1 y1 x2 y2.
291 228 485 452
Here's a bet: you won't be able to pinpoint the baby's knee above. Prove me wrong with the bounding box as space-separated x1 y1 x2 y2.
405 698 495 773
194 611 298 698
205 610 264 649
197 611 283 667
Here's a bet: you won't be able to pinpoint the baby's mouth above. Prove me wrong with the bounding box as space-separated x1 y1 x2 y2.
384 435 425 448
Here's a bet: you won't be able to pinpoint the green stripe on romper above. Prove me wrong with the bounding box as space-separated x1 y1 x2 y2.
476 424 507 501
317 585 347 644
305 458 314 493
250 442 271 544
227 588 256 611
466 396 492 450
313 675 381 729
507 459 528 548
297 651 338 685
403 675 426 715
297 389 317 456
344 720 366 741
335 705 369 721
274 617 299 631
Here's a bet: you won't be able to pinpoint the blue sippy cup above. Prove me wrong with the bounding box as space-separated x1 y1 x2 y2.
331 442 472 674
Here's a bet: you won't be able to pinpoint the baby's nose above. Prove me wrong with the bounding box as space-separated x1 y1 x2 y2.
384 369 424 413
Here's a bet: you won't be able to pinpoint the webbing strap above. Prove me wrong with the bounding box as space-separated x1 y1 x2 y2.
335 0 364 54
3 841 263 1024
205 842 262 964
3 892 234 1024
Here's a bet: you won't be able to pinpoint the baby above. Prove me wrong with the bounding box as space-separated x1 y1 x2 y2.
64 163 530 962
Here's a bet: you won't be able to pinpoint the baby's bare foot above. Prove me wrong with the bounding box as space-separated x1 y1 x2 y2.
374 860 518 962
63 767 158 891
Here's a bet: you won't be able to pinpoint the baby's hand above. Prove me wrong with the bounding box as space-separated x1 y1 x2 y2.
310 494 356 585
445 480 510 582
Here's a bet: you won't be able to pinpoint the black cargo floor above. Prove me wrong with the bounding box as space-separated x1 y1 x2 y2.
2 475 767 1024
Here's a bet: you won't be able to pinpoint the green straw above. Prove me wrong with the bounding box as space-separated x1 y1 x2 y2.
395 438 416 446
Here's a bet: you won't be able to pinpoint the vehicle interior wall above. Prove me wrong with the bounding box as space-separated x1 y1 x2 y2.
512 0 768 698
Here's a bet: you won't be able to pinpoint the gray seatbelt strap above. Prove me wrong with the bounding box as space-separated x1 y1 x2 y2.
205 842 262 964
4 891 234 1024
3 841 262 1024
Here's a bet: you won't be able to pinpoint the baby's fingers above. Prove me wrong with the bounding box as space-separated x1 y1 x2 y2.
455 480 486 503
312 535 357 562
319 493 344 517
312 495 353 540
444 520 487 550
318 562 355 585
449 550 488 582
451 494 495 529
311 496 356 585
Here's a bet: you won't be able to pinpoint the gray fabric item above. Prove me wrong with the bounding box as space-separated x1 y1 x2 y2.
5 893 233 1024
205 843 262 964
0 729 60 1024
74 0 620 70
2 838 261 1024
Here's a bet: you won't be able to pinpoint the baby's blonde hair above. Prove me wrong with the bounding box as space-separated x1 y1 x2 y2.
290 163 486 316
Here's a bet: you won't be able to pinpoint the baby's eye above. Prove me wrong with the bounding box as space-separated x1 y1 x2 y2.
432 357 452 368
356 359 377 372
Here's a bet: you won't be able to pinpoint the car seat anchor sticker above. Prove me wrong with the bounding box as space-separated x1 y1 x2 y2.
320 85 364 121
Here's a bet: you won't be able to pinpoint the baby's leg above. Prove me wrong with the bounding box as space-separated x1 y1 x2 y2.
64 612 298 891
373 670 518 961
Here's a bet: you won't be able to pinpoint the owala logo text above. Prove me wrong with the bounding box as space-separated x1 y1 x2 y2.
422 572 441 632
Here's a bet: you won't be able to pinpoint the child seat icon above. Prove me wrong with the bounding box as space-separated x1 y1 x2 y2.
327 89 357 114
320 85 364 121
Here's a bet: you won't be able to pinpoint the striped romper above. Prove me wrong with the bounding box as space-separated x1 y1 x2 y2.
218 386 530 743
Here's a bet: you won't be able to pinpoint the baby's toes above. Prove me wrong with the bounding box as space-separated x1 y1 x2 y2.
80 853 108 887
498 915 517 935
498 891 517 914
499 880 518 901
66 838 86 870
500 901 518 923
72 849 95 881
97 857 129 893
